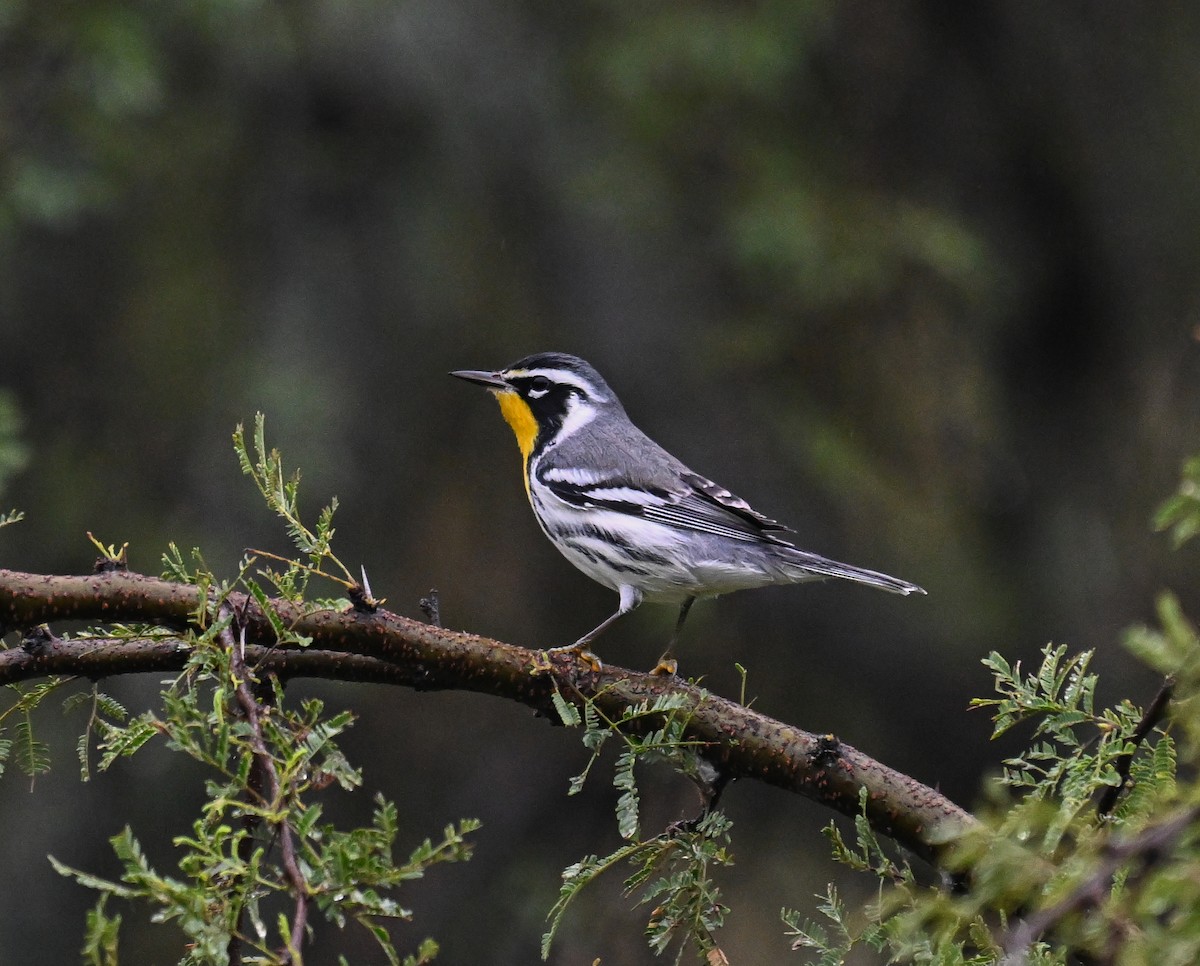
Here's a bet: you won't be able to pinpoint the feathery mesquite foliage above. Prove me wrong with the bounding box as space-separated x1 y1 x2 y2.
1 426 1199 963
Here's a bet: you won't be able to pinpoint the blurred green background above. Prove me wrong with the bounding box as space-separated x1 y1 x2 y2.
2 1 1199 962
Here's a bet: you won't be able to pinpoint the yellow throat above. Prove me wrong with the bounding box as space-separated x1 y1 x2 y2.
493 389 538 495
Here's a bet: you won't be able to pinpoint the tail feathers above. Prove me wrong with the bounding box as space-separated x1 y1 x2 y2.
780 549 926 596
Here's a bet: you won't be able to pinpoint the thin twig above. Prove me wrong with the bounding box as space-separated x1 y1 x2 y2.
220 608 309 963
1000 805 1198 965
1095 675 1175 818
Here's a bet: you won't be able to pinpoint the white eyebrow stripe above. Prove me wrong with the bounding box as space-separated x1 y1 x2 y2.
503 367 608 401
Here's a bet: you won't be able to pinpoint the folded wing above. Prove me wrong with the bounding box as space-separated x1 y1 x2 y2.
539 466 795 546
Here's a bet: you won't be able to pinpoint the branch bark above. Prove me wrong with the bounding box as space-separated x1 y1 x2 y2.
0 568 980 866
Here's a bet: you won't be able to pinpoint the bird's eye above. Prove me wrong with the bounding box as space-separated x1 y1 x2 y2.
527 376 551 398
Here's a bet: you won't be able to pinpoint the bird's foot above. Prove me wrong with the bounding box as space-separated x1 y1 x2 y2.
546 642 603 673
650 654 678 677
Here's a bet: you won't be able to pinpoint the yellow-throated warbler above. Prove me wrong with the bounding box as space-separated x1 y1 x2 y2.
453 352 924 668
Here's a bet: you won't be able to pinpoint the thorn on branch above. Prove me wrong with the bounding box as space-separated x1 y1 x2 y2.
347 564 381 614
346 583 377 613
809 733 843 769
408 663 441 693
419 588 441 627
21 624 56 655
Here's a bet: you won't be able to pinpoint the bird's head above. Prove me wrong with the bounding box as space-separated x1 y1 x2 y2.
451 352 622 461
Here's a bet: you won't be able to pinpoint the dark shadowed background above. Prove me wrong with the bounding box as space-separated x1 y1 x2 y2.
2 2 1199 963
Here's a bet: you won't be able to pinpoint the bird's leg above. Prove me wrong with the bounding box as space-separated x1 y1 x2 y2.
652 596 695 677
548 585 642 670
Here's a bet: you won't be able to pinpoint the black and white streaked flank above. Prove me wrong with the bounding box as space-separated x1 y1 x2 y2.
452 352 925 663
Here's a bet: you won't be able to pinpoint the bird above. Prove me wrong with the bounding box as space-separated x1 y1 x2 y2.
451 352 924 671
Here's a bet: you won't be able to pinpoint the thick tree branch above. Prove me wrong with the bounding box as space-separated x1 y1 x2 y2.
0 568 980 866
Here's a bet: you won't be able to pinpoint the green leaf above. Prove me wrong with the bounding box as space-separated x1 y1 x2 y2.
95 692 129 722
14 713 50 784
248 579 289 642
400 936 440 966
97 713 159 770
77 731 91 783
48 854 137 899
551 690 581 727
81 897 121 966
542 847 640 959
1154 455 1200 547
161 541 191 582
613 749 640 841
